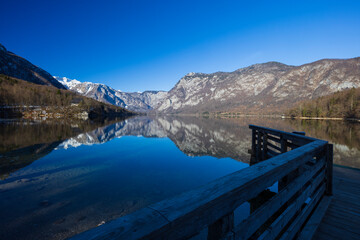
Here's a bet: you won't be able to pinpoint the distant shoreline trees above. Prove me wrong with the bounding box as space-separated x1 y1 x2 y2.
287 88 360 119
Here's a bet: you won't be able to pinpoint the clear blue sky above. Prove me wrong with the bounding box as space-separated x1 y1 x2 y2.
1 0 360 92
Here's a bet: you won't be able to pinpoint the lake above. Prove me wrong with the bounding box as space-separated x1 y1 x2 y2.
0 116 359 239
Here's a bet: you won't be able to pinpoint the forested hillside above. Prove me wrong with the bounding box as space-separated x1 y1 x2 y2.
0 74 134 118
287 88 360 119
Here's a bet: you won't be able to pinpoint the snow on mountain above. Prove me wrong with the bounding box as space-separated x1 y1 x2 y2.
55 76 168 112
156 58 360 113
57 57 360 114
56 76 81 89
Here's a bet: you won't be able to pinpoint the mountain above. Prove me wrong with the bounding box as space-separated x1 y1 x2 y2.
0 74 135 119
58 58 360 114
0 43 65 89
156 58 360 113
57 77 167 112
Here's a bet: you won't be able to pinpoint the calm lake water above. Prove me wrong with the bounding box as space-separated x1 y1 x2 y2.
0 116 359 239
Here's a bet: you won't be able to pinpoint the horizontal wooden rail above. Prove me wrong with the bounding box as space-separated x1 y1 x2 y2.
70 125 333 240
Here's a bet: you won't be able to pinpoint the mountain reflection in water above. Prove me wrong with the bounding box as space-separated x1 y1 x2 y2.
7 116 357 170
0 116 359 240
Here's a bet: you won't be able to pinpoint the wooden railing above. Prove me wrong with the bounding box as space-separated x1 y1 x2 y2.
70 125 333 240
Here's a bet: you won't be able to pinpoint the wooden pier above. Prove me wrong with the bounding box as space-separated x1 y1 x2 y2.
70 125 358 240
313 166 360 240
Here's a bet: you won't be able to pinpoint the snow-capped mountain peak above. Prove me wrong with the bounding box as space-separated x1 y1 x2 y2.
55 76 168 112
55 76 81 89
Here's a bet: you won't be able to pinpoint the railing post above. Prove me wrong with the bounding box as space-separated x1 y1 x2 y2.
280 135 287 153
256 131 262 162
251 129 256 155
325 144 333 196
262 131 268 160
208 212 234 240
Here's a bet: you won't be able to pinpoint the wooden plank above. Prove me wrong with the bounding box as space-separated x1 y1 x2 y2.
251 129 256 157
257 177 325 240
256 131 262 161
315 165 360 239
249 125 317 144
234 159 325 240
69 206 169 240
320 216 360 234
267 141 281 152
207 212 234 240
262 132 268 160
293 131 306 136
326 144 333 196
280 136 287 153
267 148 279 158
297 196 332 240
287 141 300 150
315 227 355 240
267 135 281 143
278 184 326 240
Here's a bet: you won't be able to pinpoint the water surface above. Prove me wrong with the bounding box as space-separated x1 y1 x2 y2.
0 116 359 239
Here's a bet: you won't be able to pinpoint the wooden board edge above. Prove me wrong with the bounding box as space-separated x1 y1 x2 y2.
298 195 332 240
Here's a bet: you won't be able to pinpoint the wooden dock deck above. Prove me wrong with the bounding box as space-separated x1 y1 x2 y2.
313 166 360 240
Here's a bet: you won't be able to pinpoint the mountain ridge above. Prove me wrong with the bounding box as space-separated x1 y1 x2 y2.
156 57 360 113
57 76 168 112
56 57 360 114
0 43 66 89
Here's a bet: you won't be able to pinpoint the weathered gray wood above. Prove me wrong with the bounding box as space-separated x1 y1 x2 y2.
293 131 306 136
279 185 326 240
286 141 300 150
266 148 279 158
249 125 317 144
326 144 333 196
234 158 325 240
262 132 268 160
69 206 169 240
280 135 287 153
314 166 360 239
256 131 262 162
297 196 332 240
208 212 234 240
266 141 281 152
251 129 256 157
257 175 325 240
267 135 281 143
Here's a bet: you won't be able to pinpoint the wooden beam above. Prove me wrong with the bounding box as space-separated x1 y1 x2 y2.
68 206 169 240
234 158 325 240
256 174 325 240
208 212 234 240
249 125 317 143
262 132 268 160
278 185 326 240
293 131 306 136
326 144 333 196
267 141 281 152
267 135 281 143
297 196 332 240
